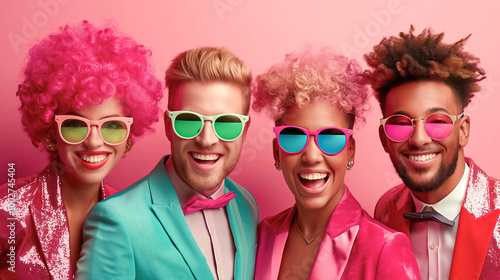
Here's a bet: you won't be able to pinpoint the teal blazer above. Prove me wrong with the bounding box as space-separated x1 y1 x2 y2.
76 155 259 279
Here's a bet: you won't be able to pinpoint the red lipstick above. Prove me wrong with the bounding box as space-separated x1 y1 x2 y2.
76 151 110 170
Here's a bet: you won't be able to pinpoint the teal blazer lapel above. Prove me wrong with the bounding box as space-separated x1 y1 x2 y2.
226 191 244 279
224 178 256 280
148 158 214 279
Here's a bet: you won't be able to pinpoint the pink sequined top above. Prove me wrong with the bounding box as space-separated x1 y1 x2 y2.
0 161 117 280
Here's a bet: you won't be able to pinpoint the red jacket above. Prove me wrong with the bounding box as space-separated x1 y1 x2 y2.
375 157 500 280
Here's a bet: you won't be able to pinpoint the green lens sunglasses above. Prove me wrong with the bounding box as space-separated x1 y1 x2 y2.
167 110 249 141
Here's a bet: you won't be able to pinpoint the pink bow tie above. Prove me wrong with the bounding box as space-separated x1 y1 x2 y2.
182 191 237 215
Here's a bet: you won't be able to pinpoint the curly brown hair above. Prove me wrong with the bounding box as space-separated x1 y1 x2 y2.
363 25 485 112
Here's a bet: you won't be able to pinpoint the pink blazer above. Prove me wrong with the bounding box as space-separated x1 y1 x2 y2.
255 187 420 280
0 162 117 280
375 157 500 280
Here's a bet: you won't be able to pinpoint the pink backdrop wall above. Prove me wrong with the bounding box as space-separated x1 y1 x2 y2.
1 0 499 220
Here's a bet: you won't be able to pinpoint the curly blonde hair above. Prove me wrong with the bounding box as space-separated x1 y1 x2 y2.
363 25 485 112
253 47 370 128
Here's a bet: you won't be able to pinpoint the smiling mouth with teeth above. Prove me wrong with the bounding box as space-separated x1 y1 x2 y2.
409 153 437 162
300 173 328 180
298 172 329 189
78 153 109 163
191 152 220 163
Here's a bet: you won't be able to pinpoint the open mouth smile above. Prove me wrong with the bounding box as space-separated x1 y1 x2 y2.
76 151 111 170
191 152 220 166
407 153 437 162
298 172 329 192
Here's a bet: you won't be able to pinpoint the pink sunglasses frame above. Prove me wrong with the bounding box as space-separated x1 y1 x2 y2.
54 115 133 145
380 112 464 142
273 125 353 155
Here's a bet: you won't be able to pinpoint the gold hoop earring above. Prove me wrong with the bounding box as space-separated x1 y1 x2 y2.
124 139 133 153
274 162 282 171
43 135 57 152
347 161 354 170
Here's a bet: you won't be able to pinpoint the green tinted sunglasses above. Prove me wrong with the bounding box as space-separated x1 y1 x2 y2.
55 115 133 145
167 110 249 141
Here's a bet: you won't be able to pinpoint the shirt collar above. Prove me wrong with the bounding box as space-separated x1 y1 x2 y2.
412 163 469 221
164 156 225 206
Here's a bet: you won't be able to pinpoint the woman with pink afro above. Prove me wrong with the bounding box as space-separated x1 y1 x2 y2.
253 47 420 279
0 21 163 279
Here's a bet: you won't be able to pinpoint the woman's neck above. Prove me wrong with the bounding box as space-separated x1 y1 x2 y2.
295 187 345 236
58 166 101 210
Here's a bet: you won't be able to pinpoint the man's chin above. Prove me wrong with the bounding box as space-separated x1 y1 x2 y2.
397 159 457 193
403 179 442 193
188 179 222 193
185 171 227 193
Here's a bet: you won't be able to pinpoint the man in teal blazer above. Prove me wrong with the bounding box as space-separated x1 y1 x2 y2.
76 47 259 279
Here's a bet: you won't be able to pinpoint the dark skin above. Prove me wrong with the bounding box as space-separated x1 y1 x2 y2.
273 102 355 279
378 81 470 204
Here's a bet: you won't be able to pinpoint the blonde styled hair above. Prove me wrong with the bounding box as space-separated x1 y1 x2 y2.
165 47 252 113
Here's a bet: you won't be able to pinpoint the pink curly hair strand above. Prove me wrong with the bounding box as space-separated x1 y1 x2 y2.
253 47 370 129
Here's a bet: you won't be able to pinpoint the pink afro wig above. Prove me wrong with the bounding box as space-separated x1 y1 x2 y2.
16 21 163 158
253 47 370 128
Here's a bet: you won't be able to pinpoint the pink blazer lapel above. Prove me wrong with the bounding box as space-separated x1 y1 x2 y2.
255 206 296 280
309 188 362 279
449 207 500 280
309 225 360 280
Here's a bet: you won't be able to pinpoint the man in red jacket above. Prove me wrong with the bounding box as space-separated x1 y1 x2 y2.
364 26 500 279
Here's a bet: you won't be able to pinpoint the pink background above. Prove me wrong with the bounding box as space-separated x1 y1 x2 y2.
1 0 499 220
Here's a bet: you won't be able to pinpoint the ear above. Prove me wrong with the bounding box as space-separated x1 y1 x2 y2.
124 138 133 153
348 136 356 162
43 128 58 152
378 125 390 153
458 114 470 148
165 113 173 142
273 138 280 164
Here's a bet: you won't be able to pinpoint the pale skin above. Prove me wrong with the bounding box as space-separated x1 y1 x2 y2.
274 102 355 279
62 176 100 274
165 81 250 197
51 97 129 273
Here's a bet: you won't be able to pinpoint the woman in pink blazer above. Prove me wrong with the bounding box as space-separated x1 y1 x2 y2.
0 21 162 279
252 47 420 279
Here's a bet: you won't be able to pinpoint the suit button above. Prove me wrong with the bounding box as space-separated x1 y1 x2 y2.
429 243 437 250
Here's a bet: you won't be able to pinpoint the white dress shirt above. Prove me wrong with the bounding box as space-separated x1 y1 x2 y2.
165 157 236 280
409 163 469 280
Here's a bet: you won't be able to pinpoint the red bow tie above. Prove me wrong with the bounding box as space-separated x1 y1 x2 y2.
182 191 237 215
